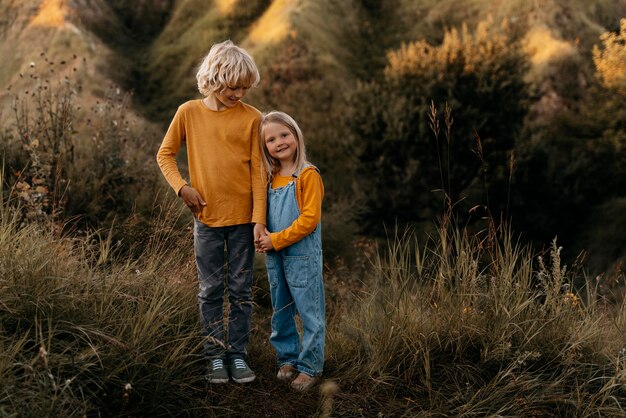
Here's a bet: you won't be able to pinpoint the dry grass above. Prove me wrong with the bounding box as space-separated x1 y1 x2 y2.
324 220 626 416
0 193 205 416
3 172 626 416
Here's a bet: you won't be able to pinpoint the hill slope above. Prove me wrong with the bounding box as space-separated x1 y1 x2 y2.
1 0 624 272
2 0 623 124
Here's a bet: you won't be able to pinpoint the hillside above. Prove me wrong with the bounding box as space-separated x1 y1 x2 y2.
1 0 625 270
2 0 622 123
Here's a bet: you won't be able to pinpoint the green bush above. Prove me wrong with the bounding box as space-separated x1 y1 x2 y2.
350 17 531 232
1 58 165 232
511 21 626 270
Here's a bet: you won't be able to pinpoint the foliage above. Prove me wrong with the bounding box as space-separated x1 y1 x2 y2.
1 55 166 241
0 190 205 416
593 18 626 96
511 90 626 246
326 220 626 416
511 20 626 271
3 182 626 415
351 18 531 231
570 197 626 274
7 62 75 224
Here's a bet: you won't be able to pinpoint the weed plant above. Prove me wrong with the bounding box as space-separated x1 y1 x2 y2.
325 217 626 416
0 179 205 416
323 101 626 416
3 180 626 416
1 53 166 247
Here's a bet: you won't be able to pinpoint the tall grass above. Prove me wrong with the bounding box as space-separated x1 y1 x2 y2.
320 100 626 415
325 216 626 416
0 180 208 416
3 177 626 415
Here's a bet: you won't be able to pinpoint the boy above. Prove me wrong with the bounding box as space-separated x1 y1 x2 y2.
156 40 266 384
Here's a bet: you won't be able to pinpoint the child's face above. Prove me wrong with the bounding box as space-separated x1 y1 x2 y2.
263 122 297 166
214 84 249 108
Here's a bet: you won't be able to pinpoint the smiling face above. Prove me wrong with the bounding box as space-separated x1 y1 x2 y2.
263 121 298 168
259 111 307 178
213 85 249 109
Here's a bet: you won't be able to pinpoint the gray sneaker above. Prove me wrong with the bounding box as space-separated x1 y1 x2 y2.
229 358 256 383
206 358 229 384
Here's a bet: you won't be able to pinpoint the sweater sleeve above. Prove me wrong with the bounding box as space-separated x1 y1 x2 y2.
270 168 324 251
250 115 267 225
156 106 188 195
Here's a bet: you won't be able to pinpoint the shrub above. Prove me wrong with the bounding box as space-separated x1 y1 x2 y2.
326 220 626 416
2 56 165 232
350 17 532 232
6 61 76 225
593 18 626 96
511 20 626 272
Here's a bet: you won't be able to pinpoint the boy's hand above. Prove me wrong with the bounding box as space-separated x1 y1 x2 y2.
254 223 267 253
179 185 206 215
258 234 274 252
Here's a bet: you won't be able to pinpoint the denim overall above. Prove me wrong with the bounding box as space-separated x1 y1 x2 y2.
265 165 325 376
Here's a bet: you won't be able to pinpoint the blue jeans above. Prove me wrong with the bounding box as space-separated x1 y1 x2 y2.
194 220 254 360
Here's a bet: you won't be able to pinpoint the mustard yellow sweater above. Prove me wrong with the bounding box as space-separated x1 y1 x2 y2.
269 166 324 251
156 99 266 226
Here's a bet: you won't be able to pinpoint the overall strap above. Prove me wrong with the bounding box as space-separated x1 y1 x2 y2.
292 163 319 179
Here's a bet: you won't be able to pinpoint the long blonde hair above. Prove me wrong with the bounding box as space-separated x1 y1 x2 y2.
259 111 307 181
196 40 260 96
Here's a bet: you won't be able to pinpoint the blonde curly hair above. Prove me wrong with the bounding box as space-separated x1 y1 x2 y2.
196 40 260 96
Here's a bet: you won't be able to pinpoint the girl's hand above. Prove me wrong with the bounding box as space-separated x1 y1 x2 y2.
258 234 274 252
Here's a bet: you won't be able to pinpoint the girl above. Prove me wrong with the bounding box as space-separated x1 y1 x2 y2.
256 111 325 392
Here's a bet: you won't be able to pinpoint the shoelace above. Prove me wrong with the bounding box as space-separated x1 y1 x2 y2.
212 359 224 370
233 359 247 370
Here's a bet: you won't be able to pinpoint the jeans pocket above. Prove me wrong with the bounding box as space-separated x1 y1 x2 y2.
284 256 309 288
266 255 278 288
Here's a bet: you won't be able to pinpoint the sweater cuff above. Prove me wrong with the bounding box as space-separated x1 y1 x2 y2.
174 180 188 196
251 212 266 225
269 233 284 252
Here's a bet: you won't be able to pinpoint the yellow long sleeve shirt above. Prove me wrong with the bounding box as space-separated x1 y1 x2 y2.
269 166 324 251
156 99 266 226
